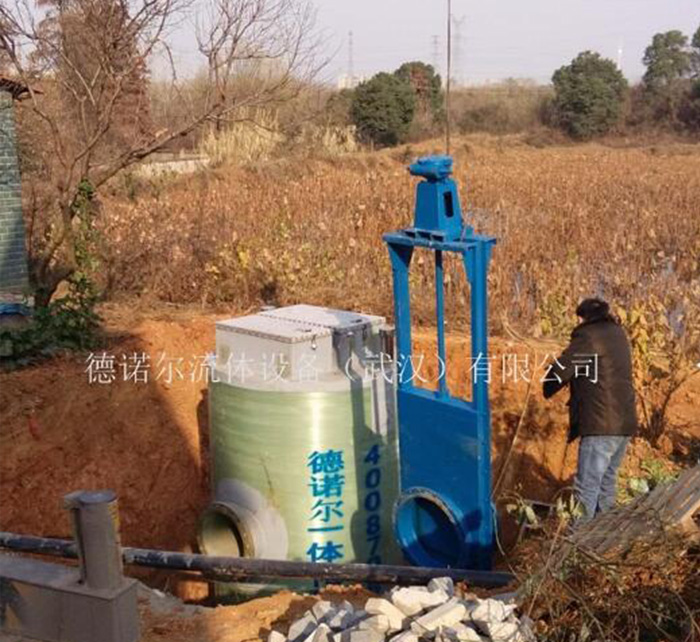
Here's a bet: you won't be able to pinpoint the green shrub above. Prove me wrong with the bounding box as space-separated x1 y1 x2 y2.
552 51 628 139
643 31 691 90
350 72 416 147
394 61 443 117
679 79 700 129
0 274 101 364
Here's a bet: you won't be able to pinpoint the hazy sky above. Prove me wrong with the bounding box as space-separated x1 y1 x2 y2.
316 0 700 84
164 1 700 85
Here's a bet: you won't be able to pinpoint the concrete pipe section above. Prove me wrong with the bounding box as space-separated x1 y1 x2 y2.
199 479 288 558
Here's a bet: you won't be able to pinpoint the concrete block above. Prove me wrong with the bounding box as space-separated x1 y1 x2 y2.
364 597 407 631
333 629 385 642
391 587 430 616
305 624 332 642
288 613 318 642
442 623 483 642
389 631 419 642
438 633 471 642
358 614 391 634
389 584 426 598
420 589 450 609
392 586 450 615
344 609 370 628
340 600 356 614
327 608 354 631
428 577 454 597
269 631 288 642
312 601 336 623
490 591 520 606
0 552 139 642
410 598 467 634
481 621 523 642
467 599 514 627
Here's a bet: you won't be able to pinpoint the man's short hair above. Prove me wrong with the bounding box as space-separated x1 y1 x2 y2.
576 298 610 321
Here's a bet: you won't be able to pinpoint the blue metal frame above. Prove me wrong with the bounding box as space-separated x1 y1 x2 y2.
384 156 496 570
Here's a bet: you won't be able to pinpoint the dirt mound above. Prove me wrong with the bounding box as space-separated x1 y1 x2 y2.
0 305 220 597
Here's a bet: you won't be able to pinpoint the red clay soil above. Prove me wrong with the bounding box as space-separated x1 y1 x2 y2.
0 304 219 599
139 585 375 642
1 303 698 600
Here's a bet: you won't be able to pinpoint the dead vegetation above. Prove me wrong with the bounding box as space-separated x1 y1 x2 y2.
99 135 700 443
501 464 700 641
1 0 323 305
514 525 700 642
101 137 700 325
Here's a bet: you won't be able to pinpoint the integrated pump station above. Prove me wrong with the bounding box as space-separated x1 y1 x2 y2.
198 154 496 586
199 305 401 596
384 156 495 570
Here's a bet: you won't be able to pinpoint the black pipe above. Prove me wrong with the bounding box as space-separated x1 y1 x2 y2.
0 532 514 589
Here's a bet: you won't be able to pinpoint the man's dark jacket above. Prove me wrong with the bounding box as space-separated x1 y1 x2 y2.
543 317 638 441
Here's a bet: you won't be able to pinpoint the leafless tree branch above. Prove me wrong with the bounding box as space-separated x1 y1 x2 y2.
0 0 325 305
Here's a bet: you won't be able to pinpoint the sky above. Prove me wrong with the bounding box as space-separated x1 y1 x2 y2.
163 0 700 86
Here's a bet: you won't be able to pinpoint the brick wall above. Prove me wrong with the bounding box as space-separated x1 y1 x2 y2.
0 90 29 297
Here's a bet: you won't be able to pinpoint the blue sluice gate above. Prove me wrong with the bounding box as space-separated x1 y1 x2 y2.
384 155 496 570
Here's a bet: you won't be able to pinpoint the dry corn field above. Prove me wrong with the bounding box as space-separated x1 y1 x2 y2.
102 135 700 355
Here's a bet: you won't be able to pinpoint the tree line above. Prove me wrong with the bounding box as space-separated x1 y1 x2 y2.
345 25 700 145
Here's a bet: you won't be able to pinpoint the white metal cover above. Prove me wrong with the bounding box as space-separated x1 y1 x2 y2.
259 304 384 333
214 305 386 389
216 313 331 344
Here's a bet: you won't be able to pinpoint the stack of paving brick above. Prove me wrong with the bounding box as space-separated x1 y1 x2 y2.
270 579 534 642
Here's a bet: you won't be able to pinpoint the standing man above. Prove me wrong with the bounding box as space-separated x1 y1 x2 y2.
543 298 638 522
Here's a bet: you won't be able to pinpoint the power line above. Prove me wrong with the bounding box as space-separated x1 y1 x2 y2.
446 0 452 155
431 35 441 73
348 30 355 80
452 15 466 87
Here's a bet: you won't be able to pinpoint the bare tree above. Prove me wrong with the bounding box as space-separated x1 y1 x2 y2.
0 0 321 306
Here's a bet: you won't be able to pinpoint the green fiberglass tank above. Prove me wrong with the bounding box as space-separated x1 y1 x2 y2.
199 305 400 594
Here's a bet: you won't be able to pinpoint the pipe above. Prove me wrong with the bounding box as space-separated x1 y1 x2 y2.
0 532 514 589
198 480 288 561
394 488 467 568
